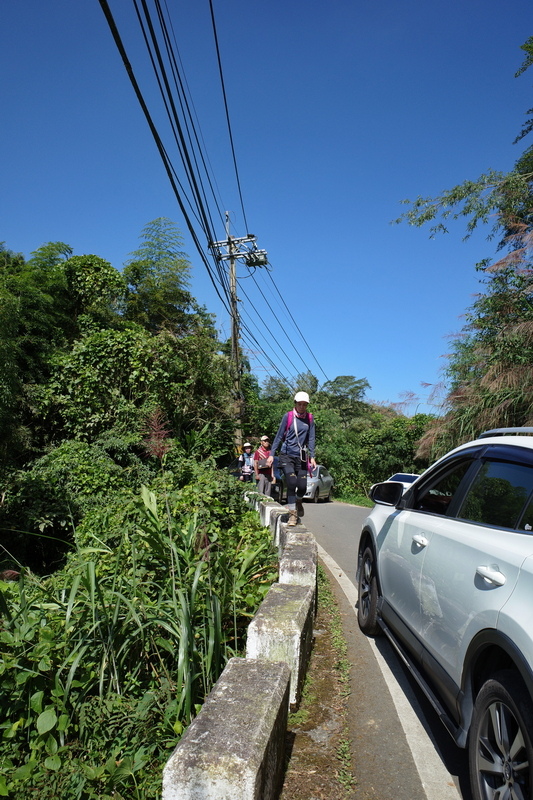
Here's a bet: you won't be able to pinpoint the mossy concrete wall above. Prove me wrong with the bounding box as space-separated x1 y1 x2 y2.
163 658 290 800
162 493 319 800
246 583 315 706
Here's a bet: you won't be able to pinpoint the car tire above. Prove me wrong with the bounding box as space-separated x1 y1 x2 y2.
325 490 332 502
357 546 381 636
469 669 533 800
313 487 320 503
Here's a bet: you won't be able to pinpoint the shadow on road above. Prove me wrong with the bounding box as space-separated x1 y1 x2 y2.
373 635 471 800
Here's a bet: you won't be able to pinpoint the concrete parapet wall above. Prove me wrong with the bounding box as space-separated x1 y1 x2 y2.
279 538 318 588
163 492 319 799
278 526 316 554
163 658 290 800
246 583 315 706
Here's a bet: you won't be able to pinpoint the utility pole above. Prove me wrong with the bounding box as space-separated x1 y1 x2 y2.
227 222 242 451
209 214 268 452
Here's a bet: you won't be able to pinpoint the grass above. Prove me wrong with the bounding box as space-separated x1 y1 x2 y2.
284 566 356 798
334 491 373 508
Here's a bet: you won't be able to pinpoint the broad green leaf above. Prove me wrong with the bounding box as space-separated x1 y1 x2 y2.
13 760 37 780
29 691 44 714
44 754 61 771
36 709 57 735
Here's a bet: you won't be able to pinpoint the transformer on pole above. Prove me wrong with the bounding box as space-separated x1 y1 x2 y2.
208 213 268 452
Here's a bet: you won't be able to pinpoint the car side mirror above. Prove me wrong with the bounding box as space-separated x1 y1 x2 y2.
370 481 404 507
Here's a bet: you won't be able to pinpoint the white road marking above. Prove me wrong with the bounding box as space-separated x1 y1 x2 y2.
317 544 463 800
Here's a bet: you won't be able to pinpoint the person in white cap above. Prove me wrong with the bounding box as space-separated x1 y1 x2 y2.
267 391 316 525
253 435 274 496
237 442 254 482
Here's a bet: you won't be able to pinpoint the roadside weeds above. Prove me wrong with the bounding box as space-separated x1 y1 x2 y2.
279 565 357 800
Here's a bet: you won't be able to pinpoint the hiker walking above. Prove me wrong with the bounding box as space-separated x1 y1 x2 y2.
254 435 274 497
267 391 316 525
238 442 254 482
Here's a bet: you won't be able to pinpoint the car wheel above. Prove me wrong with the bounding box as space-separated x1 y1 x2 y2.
357 546 381 636
313 487 320 503
469 670 533 800
325 489 332 502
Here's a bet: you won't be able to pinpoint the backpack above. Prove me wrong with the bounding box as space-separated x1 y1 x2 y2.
285 409 314 432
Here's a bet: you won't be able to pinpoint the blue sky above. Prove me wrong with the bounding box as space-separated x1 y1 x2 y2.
2 0 533 414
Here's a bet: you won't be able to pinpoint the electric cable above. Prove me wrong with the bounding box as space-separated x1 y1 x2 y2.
99 0 330 389
247 270 319 375
208 0 248 233
265 268 330 382
133 0 216 243
237 285 306 379
97 0 232 317
153 0 225 235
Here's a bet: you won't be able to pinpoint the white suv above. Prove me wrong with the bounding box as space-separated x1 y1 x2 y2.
356 428 533 800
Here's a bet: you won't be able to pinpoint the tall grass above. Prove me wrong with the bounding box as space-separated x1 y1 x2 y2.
0 480 277 798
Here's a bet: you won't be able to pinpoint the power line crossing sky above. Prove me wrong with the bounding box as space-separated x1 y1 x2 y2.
2 0 533 412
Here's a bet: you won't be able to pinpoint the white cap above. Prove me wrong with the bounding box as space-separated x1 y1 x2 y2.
243 442 252 448
294 391 310 403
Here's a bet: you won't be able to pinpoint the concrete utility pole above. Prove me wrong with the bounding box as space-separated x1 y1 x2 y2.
209 213 268 452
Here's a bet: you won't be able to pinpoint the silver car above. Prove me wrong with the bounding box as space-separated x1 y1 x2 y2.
304 465 334 502
356 427 533 800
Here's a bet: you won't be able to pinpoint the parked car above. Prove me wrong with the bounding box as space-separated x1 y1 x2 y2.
386 471 420 489
370 472 420 495
356 427 533 800
304 465 334 502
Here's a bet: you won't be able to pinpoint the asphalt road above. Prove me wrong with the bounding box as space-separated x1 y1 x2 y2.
301 500 472 800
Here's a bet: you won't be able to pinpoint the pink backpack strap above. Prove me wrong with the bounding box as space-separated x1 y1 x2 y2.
285 410 313 431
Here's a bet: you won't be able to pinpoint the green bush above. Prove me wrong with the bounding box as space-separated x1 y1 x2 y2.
0 472 277 799
0 439 153 573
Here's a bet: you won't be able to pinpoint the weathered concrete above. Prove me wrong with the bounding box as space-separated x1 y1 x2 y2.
279 538 318 588
269 508 289 546
258 499 281 529
246 583 315 707
162 491 320 798
278 525 315 554
163 657 291 800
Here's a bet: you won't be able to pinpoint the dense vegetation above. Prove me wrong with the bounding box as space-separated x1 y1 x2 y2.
0 218 429 797
4 34 533 800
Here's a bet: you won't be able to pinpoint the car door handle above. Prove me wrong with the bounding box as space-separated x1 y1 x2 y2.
476 566 506 586
412 533 429 547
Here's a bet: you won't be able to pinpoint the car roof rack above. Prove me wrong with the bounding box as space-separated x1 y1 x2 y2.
478 427 533 439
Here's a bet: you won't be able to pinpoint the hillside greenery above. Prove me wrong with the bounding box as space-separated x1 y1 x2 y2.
0 219 430 798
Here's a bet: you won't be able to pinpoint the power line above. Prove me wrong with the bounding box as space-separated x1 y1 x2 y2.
208 0 248 233
98 0 331 389
265 269 330 382
97 0 232 318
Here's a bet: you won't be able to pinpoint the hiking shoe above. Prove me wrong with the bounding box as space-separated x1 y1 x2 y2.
296 499 304 518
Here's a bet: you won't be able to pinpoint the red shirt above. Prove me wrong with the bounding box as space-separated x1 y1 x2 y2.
254 446 272 475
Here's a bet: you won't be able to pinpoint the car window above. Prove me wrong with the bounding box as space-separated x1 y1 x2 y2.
413 459 474 516
458 460 533 529
519 496 533 532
